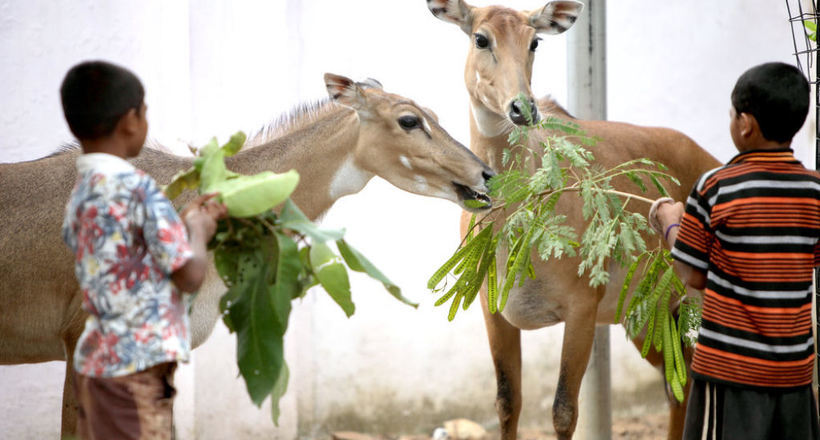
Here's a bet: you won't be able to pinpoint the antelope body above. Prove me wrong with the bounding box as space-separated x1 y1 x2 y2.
0 74 493 436
427 1 721 439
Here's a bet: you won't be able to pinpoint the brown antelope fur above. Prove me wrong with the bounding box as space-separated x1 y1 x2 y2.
0 73 494 437
428 1 720 438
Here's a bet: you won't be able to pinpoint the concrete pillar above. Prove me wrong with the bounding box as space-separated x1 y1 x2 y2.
567 1 612 439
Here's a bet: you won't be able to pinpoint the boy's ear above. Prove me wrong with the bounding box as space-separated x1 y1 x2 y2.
118 108 140 135
738 112 756 138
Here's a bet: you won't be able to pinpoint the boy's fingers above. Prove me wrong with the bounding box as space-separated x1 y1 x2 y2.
195 197 227 218
648 197 675 234
206 201 228 219
194 192 219 205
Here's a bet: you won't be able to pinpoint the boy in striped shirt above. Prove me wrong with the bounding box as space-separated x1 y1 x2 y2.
651 62 820 439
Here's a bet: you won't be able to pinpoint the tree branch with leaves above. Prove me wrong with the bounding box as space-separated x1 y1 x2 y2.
428 108 700 401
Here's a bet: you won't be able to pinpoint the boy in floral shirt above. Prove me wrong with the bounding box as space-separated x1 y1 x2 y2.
60 60 226 439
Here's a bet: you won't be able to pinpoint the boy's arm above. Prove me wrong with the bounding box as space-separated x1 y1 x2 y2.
172 193 226 293
171 220 211 293
651 199 707 290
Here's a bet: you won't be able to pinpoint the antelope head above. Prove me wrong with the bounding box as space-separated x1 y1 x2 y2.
324 73 495 212
428 0 584 137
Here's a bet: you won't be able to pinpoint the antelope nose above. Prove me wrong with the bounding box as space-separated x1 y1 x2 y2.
509 98 538 126
482 169 496 184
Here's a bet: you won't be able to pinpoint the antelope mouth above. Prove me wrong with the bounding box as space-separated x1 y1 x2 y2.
453 181 492 211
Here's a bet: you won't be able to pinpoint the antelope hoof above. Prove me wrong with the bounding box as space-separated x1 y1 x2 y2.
552 396 578 440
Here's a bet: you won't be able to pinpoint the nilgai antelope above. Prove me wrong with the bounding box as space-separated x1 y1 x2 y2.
0 73 494 436
427 1 721 439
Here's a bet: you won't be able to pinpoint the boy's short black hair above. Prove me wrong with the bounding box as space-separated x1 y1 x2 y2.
60 60 145 140
731 62 810 143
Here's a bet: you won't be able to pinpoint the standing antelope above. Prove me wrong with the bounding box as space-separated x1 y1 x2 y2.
0 73 494 437
427 1 721 439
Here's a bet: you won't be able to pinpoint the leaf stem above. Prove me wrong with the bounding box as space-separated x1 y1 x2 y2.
487 185 656 216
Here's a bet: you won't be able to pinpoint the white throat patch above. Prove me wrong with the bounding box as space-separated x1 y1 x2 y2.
329 157 372 200
399 155 413 170
470 102 506 137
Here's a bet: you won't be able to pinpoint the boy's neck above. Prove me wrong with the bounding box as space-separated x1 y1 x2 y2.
737 139 792 153
81 137 134 159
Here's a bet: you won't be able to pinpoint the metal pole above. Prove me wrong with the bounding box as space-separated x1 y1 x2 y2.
814 6 819 411
567 1 611 439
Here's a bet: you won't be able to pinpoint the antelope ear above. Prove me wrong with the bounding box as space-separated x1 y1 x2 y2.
357 78 383 90
528 1 584 35
427 0 474 35
325 73 367 110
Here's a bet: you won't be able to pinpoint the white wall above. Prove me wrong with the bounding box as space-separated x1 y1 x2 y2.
0 1 814 439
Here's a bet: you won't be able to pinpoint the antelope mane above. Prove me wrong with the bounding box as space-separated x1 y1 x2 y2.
40 98 345 159
245 98 342 148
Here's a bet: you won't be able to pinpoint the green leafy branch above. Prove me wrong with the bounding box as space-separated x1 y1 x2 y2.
614 248 700 401
427 102 701 401
165 132 415 423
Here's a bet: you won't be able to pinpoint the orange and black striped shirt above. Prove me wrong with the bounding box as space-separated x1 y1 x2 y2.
672 149 820 390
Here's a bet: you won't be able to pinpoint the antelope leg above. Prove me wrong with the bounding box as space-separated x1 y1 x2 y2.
60 294 85 438
60 340 79 437
553 297 598 440
480 288 522 440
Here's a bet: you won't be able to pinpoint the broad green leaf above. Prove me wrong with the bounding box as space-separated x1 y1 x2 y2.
163 167 200 201
221 131 247 157
296 247 318 298
214 246 244 332
199 137 220 157
219 292 237 332
336 239 416 307
310 242 355 317
226 245 283 407
279 199 345 242
213 244 242 287
210 170 299 218
270 232 300 334
182 131 421 423
198 132 251 194
270 362 290 426
200 146 227 192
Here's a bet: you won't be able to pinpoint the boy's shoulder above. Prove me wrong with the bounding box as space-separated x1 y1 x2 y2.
714 154 819 179
72 159 161 210
695 155 820 196
693 164 727 192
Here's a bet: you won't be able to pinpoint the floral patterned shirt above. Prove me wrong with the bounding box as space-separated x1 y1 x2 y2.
62 153 194 378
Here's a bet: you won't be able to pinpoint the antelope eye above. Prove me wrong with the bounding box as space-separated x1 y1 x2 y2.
474 34 489 49
529 38 540 52
398 115 420 130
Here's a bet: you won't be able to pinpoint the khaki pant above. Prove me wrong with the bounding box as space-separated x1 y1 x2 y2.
74 362 177 440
